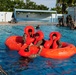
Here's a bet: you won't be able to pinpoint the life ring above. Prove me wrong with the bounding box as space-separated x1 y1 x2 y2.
49 32 61 49
18 44 31 57
18 44 39 57
25 37 34 45
40 42 76 59
49 31 61 41
5 36 23 51
44 40 53 49
34 30 44 45
44 32 61 49
23 26 35 45
24 25 35 36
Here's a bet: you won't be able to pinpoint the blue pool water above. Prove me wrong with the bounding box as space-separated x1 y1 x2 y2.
0 25 76 75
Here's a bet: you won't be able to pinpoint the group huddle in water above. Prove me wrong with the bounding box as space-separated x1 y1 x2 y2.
5 25 76 60
21 25 62 58
57 15 76 30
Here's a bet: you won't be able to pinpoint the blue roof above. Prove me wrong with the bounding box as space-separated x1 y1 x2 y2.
14 8 57 13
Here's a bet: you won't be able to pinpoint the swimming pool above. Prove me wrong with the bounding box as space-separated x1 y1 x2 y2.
0 25 76 75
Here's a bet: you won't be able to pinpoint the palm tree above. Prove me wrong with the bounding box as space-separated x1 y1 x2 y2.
56 0 66 14
57 0 76 6
56 0 76 14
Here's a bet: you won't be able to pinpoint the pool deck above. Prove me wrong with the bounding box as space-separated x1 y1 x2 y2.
0 21 57 26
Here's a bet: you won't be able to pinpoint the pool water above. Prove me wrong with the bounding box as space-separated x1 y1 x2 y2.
0 25 76 75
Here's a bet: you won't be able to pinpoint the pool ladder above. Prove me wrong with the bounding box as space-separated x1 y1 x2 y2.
0 65 8 75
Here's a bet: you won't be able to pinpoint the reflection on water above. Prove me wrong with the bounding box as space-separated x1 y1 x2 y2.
2 54 33 75
13 57 33 72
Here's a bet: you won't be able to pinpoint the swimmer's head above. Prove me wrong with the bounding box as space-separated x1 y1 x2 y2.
52 34 57 40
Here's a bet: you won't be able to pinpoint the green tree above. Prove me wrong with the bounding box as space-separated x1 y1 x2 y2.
37 4 49 10
56 0 76 14
56 0 76 21
26 0 30 3
25 1 36 9
0 0 49 11
51 6 62 14
13 0 25 9
0 0 11 11
0 0 25 11
25 1 48 10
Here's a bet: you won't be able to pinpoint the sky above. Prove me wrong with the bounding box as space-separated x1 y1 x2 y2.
24 0 56 9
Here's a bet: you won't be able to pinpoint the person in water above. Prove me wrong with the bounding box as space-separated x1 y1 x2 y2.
22 29 34 44
35 25 40 30
50 34 62 48
29 33 45 58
